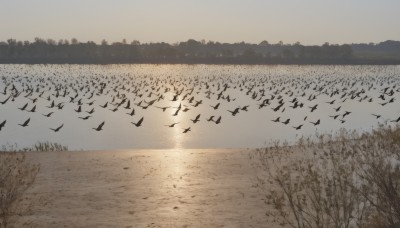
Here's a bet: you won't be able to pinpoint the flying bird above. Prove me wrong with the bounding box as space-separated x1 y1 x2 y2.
132 117 144 127
93 121 105 131
50 124 64 132
0 120 6 131
18 118 30 127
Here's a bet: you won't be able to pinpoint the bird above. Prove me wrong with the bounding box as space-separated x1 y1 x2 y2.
191 114 201 123
86 108 95 114
272 117 280 122
50 124 64 132
343 111 351 118
0 96 10 105
329 115 339 120
28 105 36 112
126 108 135 116
210 103 220 110
214 116 222 124
391 116 400 123
132 117 144 127
228 108 240 116
172 109 180 116
182 127 191 133
282 119 290 125
371 114 381 119
99 102 108 108
18 103 28 111
79 116 92 120
206 116 215 122
0 120 6 131
43 112 54 117
309 104 318 112
155 106 170 112
326 99 335 105
293 124 303 130
310 119 320 126
18 118 30 127
241 105 249 111
165 122 179 127
334 106 341 112
93 121 105 131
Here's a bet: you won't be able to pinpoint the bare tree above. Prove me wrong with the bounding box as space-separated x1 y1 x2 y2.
0 152 40 228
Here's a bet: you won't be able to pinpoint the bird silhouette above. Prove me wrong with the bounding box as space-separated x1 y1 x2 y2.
86 108 95 114
18 118 30 127
182 127 191 133
309 104 318 112
228 108 240 116
310 119 320 126
214 116 222 124
99 102 108 108
0 96 11 105
126 108 135 116
165 122 179 127
132 117 144 127
210 103 220 110
206 116 215 122
43 112 54 117
342 111 351 118
50 124 64 132
0 120 6 131
272 117 280 122
293 124 303 130
371 114 381 119
18 103 28 111
191 114 201 123
329 115 339 120
391 116 400 123
29 105 36 112
79 116 92 120
93 121 105 131
241 105 249 111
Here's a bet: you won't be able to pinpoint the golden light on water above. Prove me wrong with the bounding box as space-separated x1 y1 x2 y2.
169 101 183 150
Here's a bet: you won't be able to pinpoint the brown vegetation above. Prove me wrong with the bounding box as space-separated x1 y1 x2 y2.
0 152 40 228
252 124 400 228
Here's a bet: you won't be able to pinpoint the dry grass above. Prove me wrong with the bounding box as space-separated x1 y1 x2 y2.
0 141 67 227
252 124 400 228
0 152 40 228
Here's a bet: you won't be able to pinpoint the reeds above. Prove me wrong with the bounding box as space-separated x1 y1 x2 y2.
252 124 400 228
1 141 68 152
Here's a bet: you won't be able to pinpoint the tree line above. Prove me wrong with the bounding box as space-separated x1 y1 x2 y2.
0 38 398 64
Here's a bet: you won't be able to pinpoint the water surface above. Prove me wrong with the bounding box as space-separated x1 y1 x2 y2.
0 64 399 150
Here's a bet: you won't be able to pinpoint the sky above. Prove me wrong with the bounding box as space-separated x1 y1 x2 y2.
1 0 399 45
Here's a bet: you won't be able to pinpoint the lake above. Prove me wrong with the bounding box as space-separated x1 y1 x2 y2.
0 64 399 150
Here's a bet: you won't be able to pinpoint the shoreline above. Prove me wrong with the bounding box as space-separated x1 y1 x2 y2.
1 58 400 65
18 148 271 227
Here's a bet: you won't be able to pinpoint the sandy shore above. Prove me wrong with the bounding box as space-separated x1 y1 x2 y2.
18 149 269 227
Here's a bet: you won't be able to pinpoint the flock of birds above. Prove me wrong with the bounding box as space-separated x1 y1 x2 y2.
0 65 399 148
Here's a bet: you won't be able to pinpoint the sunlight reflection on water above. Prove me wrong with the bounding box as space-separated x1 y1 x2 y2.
0 64 399 150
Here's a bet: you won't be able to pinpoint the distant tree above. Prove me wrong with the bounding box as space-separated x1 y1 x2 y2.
101 39 108 46
242 48 256 57
282 48 295 59
130 40 140 45
71 38 78 45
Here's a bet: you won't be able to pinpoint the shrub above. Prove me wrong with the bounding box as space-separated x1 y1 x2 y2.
252 125 400 228
0 152 40 228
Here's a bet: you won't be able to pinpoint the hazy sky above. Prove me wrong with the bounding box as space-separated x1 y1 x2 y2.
1 0 399 45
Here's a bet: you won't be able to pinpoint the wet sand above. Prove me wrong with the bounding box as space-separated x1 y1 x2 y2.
19 149 269 227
